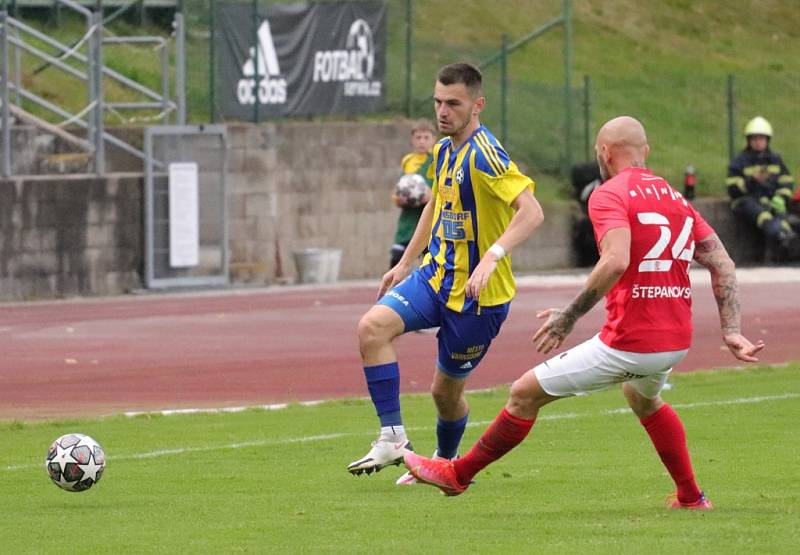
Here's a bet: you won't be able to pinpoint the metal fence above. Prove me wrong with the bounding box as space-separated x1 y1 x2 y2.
182 0 800 187
187 0 583 175
588 73 800 196
6 0 799 187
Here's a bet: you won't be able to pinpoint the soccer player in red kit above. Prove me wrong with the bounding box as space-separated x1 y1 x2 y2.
404 116 765 508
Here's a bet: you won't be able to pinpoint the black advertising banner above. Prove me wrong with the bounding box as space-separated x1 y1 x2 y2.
215 1 387 119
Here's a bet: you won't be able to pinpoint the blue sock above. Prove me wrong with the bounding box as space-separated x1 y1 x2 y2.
364 362 402 427
436 413 469 459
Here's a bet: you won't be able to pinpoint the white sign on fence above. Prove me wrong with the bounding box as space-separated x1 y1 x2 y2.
168 162 199 267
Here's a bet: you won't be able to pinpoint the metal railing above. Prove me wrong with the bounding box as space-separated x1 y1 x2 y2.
0 0 185 176
401 0 577 174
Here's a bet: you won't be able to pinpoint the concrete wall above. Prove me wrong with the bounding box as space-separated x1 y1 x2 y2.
225 121 585 283
0 120 765 300
0 174 143 300
691 197 766 264
223 122 760 282
225 121 415 282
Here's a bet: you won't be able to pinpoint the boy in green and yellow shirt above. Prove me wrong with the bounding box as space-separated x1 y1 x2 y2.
391 119 436 268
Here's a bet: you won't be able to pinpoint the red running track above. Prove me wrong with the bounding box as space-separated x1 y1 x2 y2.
1 277 798 419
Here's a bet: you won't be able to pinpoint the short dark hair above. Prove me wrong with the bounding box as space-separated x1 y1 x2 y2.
437 63 482 96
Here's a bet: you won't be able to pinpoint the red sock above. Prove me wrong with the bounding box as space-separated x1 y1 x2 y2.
640 403 702 503
453 408 535 486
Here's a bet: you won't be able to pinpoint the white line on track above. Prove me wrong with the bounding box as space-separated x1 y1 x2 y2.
3 392 797 473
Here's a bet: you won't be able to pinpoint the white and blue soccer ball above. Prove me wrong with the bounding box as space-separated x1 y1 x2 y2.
45 433 106 492
395 173 429 208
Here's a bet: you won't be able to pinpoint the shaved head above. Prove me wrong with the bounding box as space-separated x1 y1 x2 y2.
595 116 650 180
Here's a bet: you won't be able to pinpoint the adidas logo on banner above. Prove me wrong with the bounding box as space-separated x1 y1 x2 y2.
237 20 287 105
459 361 473 370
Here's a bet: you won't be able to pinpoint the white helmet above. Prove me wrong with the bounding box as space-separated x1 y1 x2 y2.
744 116 773 138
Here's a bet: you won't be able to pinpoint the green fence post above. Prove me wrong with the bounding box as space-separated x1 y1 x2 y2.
252 0 259 123
583 74 591 161
209 0 216 122
500 34 508 146
404 0 413 117
53 0 61 28
727 74 736 163
562 0 573 175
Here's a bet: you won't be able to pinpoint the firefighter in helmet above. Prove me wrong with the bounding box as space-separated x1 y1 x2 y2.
726 116 796 249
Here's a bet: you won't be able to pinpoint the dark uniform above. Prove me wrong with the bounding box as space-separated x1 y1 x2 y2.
726 147 795 245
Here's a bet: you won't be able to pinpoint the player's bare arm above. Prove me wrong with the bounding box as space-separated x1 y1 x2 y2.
533 227 631 354
465 189 544 299
378 197 436 299
693 233 765 362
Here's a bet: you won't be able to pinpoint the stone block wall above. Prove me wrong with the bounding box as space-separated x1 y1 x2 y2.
691 197 764 265
0 174 143 300
0 120 766 300
225 121 411 283
223 121 764 282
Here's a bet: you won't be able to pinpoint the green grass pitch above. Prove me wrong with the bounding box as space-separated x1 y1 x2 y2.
2 365 798 553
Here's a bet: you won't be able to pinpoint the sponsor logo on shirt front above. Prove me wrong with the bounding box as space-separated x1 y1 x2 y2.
439 210 474 241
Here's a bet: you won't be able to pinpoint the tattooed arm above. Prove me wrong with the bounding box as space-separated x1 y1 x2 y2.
693 234 740 333
693 233 764 362
533 227 631 354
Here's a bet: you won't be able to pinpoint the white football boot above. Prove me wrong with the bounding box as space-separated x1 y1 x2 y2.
347 437 413 476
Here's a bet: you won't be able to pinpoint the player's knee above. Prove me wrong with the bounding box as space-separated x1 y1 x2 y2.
507 372 554 417
508 375 529 399
508 376 536 412
357 310 398 352
357 314 383 351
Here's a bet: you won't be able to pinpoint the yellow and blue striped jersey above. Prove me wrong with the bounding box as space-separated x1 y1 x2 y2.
419 125 535 313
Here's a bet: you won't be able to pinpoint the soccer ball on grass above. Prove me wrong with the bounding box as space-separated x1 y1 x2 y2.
395 173 429 208
45 433 106 492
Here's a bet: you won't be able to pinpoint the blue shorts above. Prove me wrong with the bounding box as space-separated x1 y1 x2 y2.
377 271 510 378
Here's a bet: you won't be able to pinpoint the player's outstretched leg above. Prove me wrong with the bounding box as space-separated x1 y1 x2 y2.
622 383 711 510
403 407 534 495
405 369 553 494
348 307 412 476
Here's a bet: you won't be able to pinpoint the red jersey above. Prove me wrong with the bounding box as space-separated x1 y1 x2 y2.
588 167 715 352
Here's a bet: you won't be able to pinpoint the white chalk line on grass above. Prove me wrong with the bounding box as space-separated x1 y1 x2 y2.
122 399 326 417
3 392 798 473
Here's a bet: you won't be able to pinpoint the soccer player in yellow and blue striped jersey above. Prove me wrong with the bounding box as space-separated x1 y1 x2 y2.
419 118 535 314
348 63 544 481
